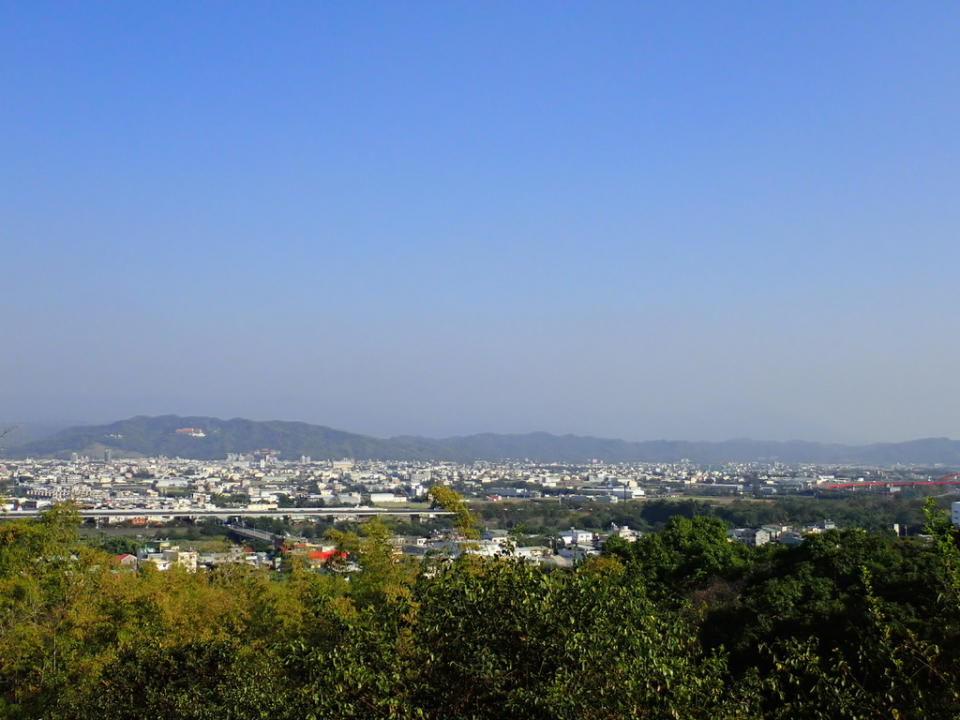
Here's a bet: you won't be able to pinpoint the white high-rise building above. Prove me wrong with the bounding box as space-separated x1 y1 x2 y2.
952 502 960 527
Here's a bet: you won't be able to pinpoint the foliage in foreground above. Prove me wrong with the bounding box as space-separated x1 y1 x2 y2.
1 503 959 719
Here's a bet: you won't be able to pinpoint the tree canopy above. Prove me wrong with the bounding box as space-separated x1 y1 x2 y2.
1 498 959 718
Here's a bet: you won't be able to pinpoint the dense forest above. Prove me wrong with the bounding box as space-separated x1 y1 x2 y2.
2 498 960 719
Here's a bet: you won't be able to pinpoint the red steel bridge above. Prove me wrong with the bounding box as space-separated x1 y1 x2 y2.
821 473 960 490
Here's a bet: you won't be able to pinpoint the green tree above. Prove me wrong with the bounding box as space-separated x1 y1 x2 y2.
428 484 480 540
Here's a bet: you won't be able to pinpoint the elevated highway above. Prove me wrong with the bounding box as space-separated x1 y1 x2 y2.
1 506 453 521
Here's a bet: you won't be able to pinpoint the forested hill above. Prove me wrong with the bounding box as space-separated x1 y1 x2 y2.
5 415 422 461
8 415 960 464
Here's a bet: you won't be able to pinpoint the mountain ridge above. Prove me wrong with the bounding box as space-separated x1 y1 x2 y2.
5 415 960 465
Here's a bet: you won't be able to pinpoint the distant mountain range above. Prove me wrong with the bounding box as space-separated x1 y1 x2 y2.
4 415 960 465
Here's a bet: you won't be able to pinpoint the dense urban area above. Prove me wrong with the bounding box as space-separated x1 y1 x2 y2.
4 449 960 569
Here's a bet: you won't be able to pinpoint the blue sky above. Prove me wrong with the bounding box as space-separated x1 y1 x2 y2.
2 2 960 442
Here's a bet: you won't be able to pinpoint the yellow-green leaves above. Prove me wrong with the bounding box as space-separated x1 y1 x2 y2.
427 484 480 540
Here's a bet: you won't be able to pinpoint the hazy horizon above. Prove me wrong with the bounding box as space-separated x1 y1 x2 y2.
3 413 959 449
4 3 960 445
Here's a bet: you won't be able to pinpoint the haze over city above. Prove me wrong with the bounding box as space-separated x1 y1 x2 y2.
4 2 960 443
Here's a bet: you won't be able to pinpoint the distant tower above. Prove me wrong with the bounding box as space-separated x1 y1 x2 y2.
104 448 113 463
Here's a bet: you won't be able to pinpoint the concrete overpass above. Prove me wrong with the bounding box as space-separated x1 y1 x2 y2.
225 523 290 546
1 506 453 521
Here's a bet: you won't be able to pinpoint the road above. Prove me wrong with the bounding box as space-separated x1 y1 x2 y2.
2 506 453 520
